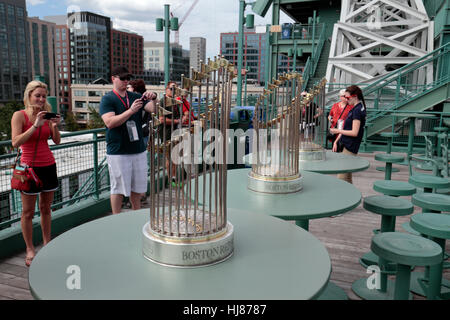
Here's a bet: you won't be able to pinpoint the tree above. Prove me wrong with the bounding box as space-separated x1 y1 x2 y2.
87 106 105 129
0 101 23 154
64 111 80 132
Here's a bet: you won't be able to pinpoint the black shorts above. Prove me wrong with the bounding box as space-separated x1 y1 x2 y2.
22 163 58 195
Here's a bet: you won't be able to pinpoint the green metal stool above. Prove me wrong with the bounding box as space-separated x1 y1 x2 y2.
416 132 438 170
402 192 450 236
409 213 450 299
359 195 414 271
376 132 401 173
373 180 416 197
412 193 450 213
375 153 405 180
352 232 442 300
434 127 448 158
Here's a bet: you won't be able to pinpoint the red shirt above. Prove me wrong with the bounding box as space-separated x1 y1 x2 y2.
20 110 55 167
329 103 353 128
176 97 195 124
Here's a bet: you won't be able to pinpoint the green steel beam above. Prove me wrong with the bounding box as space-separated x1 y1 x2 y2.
367 82 450 137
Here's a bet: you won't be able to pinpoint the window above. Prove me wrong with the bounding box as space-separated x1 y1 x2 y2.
75 101 87 109
88 91 101 97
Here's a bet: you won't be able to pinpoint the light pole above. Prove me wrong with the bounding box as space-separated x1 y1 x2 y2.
156 4 179 87
237 0 254 106
244 67 250 106
308 10 318 73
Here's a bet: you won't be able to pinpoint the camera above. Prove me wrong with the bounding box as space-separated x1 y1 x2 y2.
43 112 58 119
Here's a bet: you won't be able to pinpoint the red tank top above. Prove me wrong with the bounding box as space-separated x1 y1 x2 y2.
20 110 55 167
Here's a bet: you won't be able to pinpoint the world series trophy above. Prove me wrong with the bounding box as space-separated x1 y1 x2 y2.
247 73 304 194
298 79 327 161
142 57 235 267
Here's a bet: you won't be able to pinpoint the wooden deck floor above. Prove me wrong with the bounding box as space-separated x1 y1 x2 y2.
0 151 449 300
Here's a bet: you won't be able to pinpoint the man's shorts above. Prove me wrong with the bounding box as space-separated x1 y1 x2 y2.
22 163 58 195
106 151 148 197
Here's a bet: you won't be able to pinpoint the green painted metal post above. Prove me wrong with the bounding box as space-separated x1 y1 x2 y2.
394 264 412 300
311 11 317 70
407 117 415 161
292 40 297 100
427 237 445 300
379 256 389 293
237 0 246 106
270 0 280 81
244 67 248 106
47 96 57 113
295 219 309 231
164 4 170 87
93 132 99 199
264 24 271 88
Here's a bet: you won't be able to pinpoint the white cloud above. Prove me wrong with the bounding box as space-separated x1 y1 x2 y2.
27 0 46 5
65 0 293 60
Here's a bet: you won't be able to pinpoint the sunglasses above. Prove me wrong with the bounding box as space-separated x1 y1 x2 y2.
115 75 131 81
343 94 356 99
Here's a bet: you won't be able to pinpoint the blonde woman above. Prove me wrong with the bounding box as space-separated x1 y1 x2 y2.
11 80 61 266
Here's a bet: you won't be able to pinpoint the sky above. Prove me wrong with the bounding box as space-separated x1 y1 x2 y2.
26 0 294 60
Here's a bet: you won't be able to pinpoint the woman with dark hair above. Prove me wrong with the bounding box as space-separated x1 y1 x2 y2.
329 85 366 184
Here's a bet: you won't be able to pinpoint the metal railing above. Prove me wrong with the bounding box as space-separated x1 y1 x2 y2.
302 23 327 90
0 128 109 230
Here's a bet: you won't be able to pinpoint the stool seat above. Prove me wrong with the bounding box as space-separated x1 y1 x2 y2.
371 232 442 267
437 133 448 139
412 193 450 212
410 213 450 239
409 174 450 190
363 195 414 216
381 132 400 138
375 153 405 163
373 180 416 196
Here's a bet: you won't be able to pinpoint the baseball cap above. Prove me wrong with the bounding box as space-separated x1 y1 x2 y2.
111 65 132 79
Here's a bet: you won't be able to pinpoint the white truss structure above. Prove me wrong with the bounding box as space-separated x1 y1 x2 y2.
326 0 434 87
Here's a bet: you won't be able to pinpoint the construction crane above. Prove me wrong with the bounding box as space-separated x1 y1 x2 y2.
171 0 200 44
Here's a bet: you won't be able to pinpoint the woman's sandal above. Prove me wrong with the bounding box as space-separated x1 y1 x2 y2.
25 255 34 267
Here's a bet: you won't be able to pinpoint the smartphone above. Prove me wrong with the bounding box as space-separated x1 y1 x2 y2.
43 112 58 119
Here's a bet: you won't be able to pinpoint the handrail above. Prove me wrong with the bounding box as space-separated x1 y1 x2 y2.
302 23 327 90
363 42 450 94
0 129 109 229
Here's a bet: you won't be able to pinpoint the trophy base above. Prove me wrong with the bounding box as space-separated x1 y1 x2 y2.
247 171 303 194
142 222 234 268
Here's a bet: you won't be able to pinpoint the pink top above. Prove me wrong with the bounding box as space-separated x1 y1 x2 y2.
20 110 55 167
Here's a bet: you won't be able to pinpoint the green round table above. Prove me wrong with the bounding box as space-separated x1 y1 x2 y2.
243 151 370 175
195 168 362 231
29 209 331 300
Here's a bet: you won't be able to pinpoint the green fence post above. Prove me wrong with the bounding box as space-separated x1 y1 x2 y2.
93 132 99 200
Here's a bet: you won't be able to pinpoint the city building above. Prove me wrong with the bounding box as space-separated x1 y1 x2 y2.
111 28 144 77
71 82 263 126
43 15 72 115
189 37 206 73
221 27 300 85
0 0 31 105
143 41 189 82
27 17 59 101
67 11 111 85
141 69 164 86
